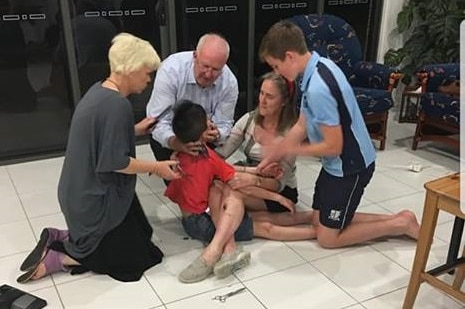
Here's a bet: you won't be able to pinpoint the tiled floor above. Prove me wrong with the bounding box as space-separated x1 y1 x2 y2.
0 108 462 309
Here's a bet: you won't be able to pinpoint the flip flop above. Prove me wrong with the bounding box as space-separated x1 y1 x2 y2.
19 228 69 272
17 249 68 284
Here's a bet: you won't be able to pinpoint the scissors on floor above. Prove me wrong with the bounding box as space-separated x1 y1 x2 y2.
212 287 246 302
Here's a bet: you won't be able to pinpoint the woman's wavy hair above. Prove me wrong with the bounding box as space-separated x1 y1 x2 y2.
254 72 297 134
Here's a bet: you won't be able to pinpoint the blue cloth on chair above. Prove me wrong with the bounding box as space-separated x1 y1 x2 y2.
288 14 362 78
412 63 460 150
419 63 460 125
287 14 398 150
354 88 393 115
287 13 396 116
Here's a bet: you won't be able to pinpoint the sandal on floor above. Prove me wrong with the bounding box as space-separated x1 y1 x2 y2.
20 228 69 272
17 249 69 284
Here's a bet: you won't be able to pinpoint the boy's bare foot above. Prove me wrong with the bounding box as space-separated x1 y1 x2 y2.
397 210 421 240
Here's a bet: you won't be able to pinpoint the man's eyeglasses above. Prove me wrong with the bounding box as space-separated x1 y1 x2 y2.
196 61 223 75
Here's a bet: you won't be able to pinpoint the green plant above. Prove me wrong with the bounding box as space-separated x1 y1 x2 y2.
384 0 465 84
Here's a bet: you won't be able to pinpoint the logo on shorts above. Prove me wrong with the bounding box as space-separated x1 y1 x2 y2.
328 209 341 221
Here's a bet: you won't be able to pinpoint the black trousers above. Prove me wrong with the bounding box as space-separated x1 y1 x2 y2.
60 195 163 282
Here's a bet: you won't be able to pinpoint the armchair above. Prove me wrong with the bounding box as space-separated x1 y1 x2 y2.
287 14 401 150
412 63 460 150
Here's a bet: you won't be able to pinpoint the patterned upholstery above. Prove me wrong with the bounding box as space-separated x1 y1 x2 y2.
412 63 459 150
287 14 400 150
288 13 362 77
420 63 459 125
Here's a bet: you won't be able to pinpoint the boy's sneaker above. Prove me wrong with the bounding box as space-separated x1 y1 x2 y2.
178 256 213 283
213 248 251 279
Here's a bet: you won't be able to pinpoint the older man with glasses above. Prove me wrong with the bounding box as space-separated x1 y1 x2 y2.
147 33 239 182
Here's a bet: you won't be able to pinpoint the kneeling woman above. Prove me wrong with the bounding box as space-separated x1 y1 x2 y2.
17 33 181 283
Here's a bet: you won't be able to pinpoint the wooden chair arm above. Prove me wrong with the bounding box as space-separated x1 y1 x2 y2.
416 71 429 93
387 72 403 92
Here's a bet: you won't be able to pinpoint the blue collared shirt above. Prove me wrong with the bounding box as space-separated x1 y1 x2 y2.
147 51 239 147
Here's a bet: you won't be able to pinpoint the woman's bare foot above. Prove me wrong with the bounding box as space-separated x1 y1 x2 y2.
31 262 47 280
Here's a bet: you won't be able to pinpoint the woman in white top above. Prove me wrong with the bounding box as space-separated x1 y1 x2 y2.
215 72 315 240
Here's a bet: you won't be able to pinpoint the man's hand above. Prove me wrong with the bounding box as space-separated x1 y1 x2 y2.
168 137 204 156
201 119 220 143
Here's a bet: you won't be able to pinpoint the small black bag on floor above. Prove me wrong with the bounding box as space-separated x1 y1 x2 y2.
0 284 46 309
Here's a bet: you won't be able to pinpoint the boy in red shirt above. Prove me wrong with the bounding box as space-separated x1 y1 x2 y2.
165 101 252 283
166 100 297 283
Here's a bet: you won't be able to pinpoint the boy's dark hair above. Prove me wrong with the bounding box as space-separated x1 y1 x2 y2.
172 100 208 143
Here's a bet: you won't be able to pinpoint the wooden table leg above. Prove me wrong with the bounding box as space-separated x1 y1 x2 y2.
403 192 440 309
453 245 465 289
447 218 465 274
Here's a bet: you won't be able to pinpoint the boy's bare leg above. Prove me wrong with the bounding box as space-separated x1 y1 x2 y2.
312 210 420 248
201 183 245 265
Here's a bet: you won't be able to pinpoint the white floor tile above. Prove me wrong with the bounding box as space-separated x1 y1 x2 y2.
0 220 36 257
0 253 54 293
362 284 463 309
344 305 365 309
236 240 306 281
370 237 448 271
7 158 63 195
139 193 178 223
56 276 162 309
363 173 418 203
244 263 357 309
165 284 264 309
0 194 26 225
295 164 319 190
0 111 462 308
29 213 68 238
311 246 411 302
0 167 17 197
30 286 64 309
287 240 356 263
20 190 61 218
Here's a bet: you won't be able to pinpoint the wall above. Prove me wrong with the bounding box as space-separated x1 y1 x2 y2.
377 0 405 63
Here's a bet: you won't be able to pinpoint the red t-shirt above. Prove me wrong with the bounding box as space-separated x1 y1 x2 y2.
164 147 235 214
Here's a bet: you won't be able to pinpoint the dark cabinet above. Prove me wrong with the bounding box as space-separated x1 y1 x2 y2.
0 0 383 162
0 0 73 160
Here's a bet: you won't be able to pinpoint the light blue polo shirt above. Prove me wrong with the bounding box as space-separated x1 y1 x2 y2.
300 52 376 177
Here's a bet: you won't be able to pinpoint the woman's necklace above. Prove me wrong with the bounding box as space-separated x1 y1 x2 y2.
105 78 120 92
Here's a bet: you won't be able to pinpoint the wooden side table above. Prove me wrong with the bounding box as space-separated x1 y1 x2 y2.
403 173 462 308
399 89 422 123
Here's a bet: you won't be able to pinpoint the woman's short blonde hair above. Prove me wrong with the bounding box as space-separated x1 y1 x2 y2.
108 32 160 74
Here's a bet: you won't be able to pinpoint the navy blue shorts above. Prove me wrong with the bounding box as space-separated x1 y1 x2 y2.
264 186 298 213
181 212 254 243
312 163 375 229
